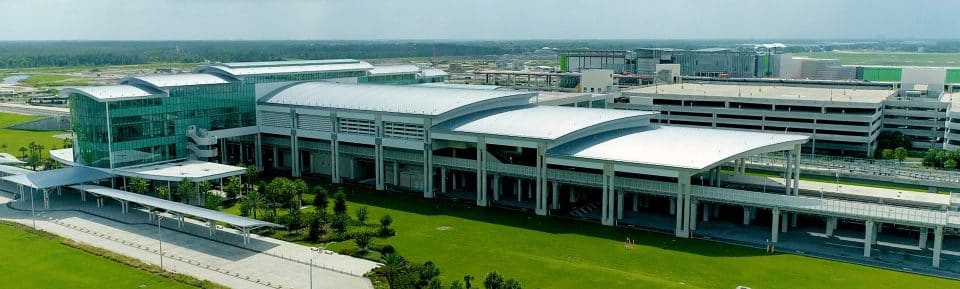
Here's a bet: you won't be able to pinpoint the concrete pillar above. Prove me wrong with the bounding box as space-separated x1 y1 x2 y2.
272 146 279 168
702 202 710 222
771 207 780 243
784 151 793 195
551 182 559 209
493 175 500 201
331 137 340 184
933 225 944 268
440 168 448 193
920 227 929 249
711 203 719 218
826 217 837 237
742 206 750 225
632 192 638 212
254 133 263 170
392 161 400 186
792 144 801 196
677 173 691 238
780 211 788 233
669 197 676 215
374 139 384 191
690 200 698 231
422 141 434 198
477 138 488 207
451 171 458 190
864 220 875 257
872 222 880 245
602 164 615 226
790 213 798 228
516 179 523 202
535 143 548 216
616 190 624 220
568 186 576 203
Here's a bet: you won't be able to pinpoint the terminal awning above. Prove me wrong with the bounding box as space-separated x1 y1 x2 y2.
0 165 33 176
114 160 246 182
0 153 24 164
1 166 114 189
70 185 281 229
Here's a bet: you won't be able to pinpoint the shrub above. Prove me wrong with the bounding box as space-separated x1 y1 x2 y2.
356 206 369 224
355 232 374 252
313 185 329 211
307 216 322 242
331 213 348 234
380 245 396 256
333 193 347 215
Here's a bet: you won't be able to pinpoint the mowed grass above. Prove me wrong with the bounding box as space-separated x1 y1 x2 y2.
20 73 88 87
795 51 960 67
0 223 196 289
319 186 959 289
0 112 66 158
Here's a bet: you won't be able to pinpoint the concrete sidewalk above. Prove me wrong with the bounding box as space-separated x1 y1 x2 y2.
0 191 378 289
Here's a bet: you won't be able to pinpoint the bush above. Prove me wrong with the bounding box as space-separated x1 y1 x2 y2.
380 245 396 256
355 232 374 252
333 193 347 215
331 213 348 234
313 185 329 211
307 216 322 242
380 214 393 227
356 206 369 224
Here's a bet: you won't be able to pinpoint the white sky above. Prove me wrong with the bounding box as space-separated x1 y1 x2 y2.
0 0 956 40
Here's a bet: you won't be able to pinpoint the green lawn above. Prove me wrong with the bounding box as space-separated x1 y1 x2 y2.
20 73 88 87
0 222 197 289
303 184 959 289
0 112 67 158
795 51 960 67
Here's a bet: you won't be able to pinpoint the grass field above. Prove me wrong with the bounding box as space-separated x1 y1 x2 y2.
302 184 960 289
20 73 89 87
0 111 67 158
795 51 960 67
0 222 196 289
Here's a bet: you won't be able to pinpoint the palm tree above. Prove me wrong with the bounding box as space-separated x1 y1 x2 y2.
18 146 26 159
130 177 150 195
244 189 265 219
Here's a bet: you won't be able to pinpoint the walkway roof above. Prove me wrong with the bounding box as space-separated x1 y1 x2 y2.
368 65 420 76
1 166 114 189
261 82 534 117
219 59 360 68
71 185 281 229
60 85 165 102
0 153 24 164
0 165 32 176
123 73 232 88
114 160 246 182
550 125 809 171
437 106 655 144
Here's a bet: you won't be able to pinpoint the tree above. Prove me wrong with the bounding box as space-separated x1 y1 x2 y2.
356 206 369 224
945 159 957 170
198 181 213 206
331 213 348 234
129 177 149 195
307 214 323 242
894 147 908 163
156 186 170 200
312 185 329 211
204 194 223 210
18 146 26 159
379 214 395 237
464 275 474 289
242 189 265 219
450 280 465 289
291 178 308 208
428 279 443 289
333 192 347 215
264 177 293 215
176 177 195 204
881 149 895 160
354 231 373 252
502 279 521 289
483 272 504 289
225 175 243 199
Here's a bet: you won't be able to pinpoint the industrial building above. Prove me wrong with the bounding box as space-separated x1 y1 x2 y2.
0 59 954 274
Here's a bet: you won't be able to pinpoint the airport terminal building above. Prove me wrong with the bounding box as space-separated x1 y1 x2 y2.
8 59 956 271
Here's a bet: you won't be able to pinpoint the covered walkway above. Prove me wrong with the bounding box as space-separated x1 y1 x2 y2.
71 185 281 244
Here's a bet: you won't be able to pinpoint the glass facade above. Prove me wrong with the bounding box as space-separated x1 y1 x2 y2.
71 82 256 168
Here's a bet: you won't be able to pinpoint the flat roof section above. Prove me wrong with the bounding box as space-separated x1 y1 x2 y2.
551 125 809 171
220 59 361 68
368 65 420 76
71 185 281 229
261 82 534 116
60 85 165 102
114 160 246 182
124 73 231 88
721 174 951 207
438 106 654 143
627 83 893 104
201 61 374 77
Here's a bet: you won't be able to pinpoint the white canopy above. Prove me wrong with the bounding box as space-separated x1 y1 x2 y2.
1 166 114 189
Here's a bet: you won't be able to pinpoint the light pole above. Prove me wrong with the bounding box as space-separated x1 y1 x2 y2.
309 258 314 289
157 214 163 270
835 169 840 193
24 185 36 230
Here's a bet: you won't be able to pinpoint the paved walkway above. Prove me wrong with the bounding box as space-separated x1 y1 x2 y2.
0 190 378 289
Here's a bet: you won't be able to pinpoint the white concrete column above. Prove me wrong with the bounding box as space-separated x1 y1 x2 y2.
864 220 875 257
920 227 929 249
872 222 880 245
790 213 798 228
602 164 615 226
375 139 385 191
422 141 434 198
331 136 340 184
535 143 547 215
742 206 750 225
516 179 523 202
826 217 837 237
493 175 500 201
272 146 279 168
792 144 801 196
254 133 263 170
569 186 576 203
477 139 489 207
451 171 458 190
784 151 793 195
702 202 710 222
690 199 698 231
669 197 677 215
440 167 448 193
771 207 780 243
677 173 691 238
551 182 559 209
933 225 944 268
616 190 624 220
392 161 400 186
632 192 638 212
780 210 788 233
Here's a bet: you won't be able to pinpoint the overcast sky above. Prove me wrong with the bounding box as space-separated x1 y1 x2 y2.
0 0 956 40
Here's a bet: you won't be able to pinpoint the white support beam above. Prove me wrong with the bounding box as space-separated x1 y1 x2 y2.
535 142 548 215
676 172 691 238
742 206 750 225
477 138 488 207
771 207 780 243
933 225 944 268
616 190 624 220
792 144 801 196
551 182 559 210
920 227 929 249
864 220 875 257
422 142 434 198
601 163 615 226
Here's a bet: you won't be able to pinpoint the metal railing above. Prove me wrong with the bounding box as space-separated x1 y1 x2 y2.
745 153 960 186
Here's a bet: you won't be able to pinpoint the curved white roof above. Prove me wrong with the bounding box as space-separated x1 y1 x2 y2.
60 85 164 102
369 65 420 76
261 82 535 116
201 61 373 77
124 73 230 88
220 59 360 68
551 125 809 170
439 106 655 142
